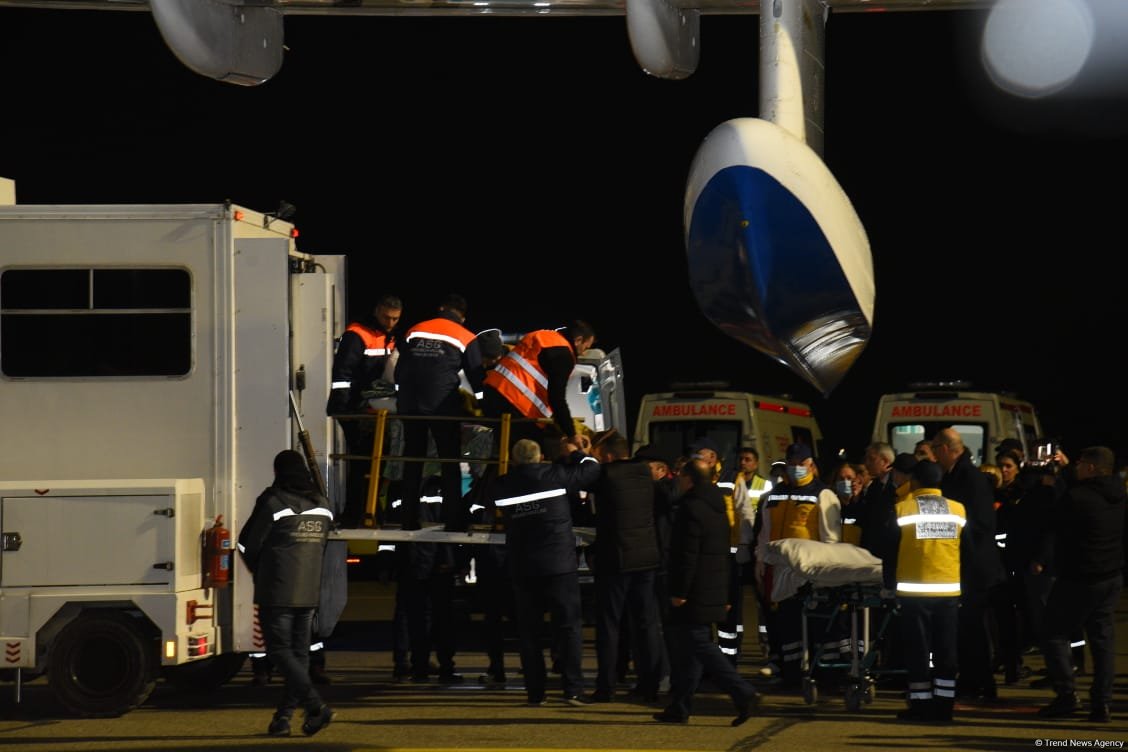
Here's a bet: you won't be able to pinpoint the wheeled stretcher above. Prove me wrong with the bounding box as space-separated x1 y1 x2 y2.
760 538 902 710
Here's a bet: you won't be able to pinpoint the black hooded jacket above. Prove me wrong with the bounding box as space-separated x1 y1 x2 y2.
1047 473 1126 582
238 481 333 608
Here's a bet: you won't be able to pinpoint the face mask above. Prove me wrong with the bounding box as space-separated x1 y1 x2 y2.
835 479 853 497
786 465 809 483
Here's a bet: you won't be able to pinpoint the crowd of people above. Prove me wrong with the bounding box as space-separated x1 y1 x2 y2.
237 292 1126 735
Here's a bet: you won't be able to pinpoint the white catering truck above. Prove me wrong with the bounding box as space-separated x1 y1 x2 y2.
0 180 623 716
0 182 347 716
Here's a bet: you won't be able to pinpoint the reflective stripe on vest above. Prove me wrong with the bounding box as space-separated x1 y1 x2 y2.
404 317 475 352
272 506 335 522
895 491 965 597
483 329 573 419
346 322 395 358
494 488 567 507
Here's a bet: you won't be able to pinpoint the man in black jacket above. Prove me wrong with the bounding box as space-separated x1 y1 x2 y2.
237 450 335 737
654 460 760 726
588 432 662 703
395 294 487 532
327 293 402 527
932 427 1005 701
488 437 602 706
1037 446 1126 722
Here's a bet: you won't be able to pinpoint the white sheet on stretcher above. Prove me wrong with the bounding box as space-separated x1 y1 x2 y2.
760 538 883 603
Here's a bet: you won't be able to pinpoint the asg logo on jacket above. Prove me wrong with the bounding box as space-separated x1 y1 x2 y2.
295 519 326 540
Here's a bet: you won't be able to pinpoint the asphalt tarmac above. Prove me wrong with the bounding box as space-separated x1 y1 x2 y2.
1 581 1126 751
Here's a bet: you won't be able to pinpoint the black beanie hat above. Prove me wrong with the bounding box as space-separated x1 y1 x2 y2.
273 449 316 492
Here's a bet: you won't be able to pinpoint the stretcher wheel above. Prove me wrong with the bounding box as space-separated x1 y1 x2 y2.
801 677 817 705
845 683 864 712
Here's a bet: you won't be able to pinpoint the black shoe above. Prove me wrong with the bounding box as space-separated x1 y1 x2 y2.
588 689 614 703
896 708 932 722
266 714 291 737
410 671 431 683
653 709 688 724
563 695 590 707
301 705 335 736
732 691 761 727
392 667 410 683
1038 692 1081 718
1029 675 1053 690
1089 703 1111 723
527 695 547 706
437 672 463 685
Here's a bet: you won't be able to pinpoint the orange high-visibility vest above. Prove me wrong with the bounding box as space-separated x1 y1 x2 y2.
404 317 476 352
345 322 395 358
483 329 573 418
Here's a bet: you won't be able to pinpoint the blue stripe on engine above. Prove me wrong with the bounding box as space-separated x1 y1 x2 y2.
686 164 869 386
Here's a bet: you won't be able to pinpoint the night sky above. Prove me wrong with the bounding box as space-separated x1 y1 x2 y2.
3 5 1127 461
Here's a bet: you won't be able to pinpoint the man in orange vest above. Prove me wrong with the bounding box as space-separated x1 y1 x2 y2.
395 294 488 532
479 320 596 452
327 293 402 528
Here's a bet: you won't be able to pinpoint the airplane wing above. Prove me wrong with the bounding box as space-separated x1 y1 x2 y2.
0 0 991 396
0 0 989 85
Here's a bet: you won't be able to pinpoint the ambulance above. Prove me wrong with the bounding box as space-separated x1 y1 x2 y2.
871 382 1043 466
632 386 825 471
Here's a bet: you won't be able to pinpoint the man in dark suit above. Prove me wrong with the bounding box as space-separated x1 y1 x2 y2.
654 459 760 726
932 428 1006 701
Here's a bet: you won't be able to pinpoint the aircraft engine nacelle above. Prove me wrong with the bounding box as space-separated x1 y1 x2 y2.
150 0 283 86
684 117 874 396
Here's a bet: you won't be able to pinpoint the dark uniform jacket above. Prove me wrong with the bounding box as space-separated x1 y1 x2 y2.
1048 474 1126 582
488 451 602 578
592 459 660 575
666 481 731 625
941 450 1005 599
327 321 395 415
238 485 333 608
395 311 485 415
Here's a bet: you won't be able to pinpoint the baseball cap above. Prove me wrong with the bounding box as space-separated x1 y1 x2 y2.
785 443 813 463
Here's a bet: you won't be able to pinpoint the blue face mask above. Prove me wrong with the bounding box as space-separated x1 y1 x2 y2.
835 479 853 497
786 465 809 483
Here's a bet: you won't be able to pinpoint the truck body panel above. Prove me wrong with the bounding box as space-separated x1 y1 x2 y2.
0 200 344 713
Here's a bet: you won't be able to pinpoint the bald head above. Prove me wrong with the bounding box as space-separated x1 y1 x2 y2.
931 428 964 472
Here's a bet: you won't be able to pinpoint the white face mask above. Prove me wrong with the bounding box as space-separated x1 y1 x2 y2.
787 465 809 483
835 479 853 497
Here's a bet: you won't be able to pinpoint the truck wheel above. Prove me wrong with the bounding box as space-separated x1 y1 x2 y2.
48 611 157 717
162 653 247 693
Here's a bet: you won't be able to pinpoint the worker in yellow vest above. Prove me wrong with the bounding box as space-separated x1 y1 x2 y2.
889 460 966 723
